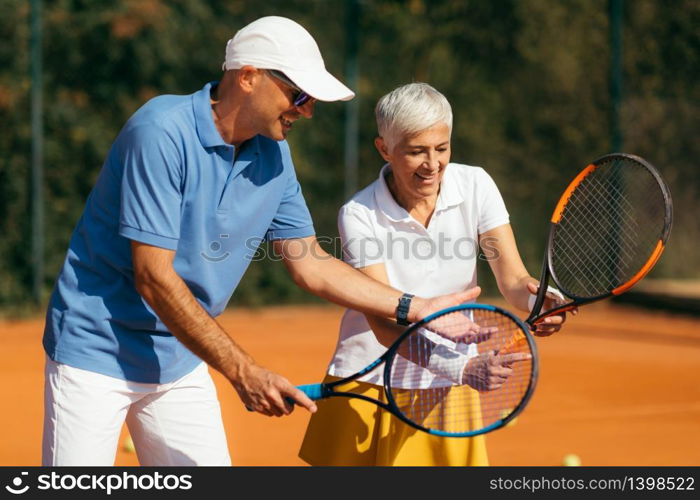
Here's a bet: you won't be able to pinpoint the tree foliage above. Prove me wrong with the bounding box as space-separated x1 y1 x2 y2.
0 0 696 310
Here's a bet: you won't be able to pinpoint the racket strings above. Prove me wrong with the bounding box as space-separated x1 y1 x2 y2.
552 158 667 298
566 179 643 251
388 309 534 434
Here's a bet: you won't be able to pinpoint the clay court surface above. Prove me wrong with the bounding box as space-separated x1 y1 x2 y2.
1 301 699 466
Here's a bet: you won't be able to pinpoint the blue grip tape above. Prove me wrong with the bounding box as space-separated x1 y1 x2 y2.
297 383 324 400
286 383 323 406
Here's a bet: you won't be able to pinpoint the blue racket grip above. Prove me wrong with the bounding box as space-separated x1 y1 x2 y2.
285 383 323 406
247 383 323 411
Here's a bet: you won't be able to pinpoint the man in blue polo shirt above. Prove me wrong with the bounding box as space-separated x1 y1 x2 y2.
42 16 480 465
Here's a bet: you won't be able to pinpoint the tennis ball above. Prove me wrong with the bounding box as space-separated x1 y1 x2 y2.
562 453 581 466
123 435 135 453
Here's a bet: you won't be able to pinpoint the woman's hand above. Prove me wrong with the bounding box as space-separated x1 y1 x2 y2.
527 282 577 336
463 350 532 391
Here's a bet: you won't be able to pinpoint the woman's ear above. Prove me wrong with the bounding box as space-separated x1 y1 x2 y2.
374 136 391 162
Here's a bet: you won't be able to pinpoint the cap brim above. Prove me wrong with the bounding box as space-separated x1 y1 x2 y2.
283 68 355 102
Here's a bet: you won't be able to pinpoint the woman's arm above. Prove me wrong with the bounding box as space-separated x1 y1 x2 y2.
480 224 573 335
479 224 533 311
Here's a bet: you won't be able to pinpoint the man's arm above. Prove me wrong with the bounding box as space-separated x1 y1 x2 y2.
130 241 316 416
275 236 480 325
322 260 481 348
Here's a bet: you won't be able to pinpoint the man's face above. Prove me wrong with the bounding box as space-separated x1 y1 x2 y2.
253 70 316 141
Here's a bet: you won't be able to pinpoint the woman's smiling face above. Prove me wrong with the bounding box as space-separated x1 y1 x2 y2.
376 122 451 204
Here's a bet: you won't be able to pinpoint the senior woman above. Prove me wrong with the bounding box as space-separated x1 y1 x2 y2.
299 83 570 466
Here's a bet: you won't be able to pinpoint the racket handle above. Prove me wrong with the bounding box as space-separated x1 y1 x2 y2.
247 384 325 411
285 383 324 406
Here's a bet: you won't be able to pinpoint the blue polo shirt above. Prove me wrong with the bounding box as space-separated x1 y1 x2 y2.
43 82 315 383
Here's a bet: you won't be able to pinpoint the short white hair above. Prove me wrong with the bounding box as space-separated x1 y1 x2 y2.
375 83 453 149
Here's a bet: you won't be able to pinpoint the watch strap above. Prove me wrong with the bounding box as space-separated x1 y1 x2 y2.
396 293 414 326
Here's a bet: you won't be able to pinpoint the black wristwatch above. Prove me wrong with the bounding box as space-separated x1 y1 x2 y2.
396 293 414 326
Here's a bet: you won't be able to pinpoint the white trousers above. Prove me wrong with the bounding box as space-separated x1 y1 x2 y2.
42 358 231 466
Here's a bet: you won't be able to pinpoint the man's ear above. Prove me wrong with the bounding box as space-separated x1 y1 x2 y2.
237 65 262 94
374 136 391 162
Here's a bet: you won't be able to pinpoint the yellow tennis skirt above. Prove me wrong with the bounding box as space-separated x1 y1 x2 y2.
298 375 489 466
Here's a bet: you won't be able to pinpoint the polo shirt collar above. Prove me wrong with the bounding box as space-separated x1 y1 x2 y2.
435 164 464 210
193 82 226 149
373 163 464 222
193 81 261 158
374 164 410 222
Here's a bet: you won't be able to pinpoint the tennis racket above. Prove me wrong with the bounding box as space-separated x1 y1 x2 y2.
290 303 538 437
526 153 673 329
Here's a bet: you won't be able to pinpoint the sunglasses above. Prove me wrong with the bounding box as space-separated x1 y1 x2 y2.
266 69 313 107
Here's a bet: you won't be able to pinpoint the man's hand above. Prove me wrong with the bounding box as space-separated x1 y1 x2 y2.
411 286 482 322
409 286 490 342
527 282 577 337
463 350 532 391
233 363 317 417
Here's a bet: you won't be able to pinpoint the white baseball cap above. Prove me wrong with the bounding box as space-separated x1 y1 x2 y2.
222 16 355 102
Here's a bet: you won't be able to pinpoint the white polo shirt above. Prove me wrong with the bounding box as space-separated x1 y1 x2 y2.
327 162 510 388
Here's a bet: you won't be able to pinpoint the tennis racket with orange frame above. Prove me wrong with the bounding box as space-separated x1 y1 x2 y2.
525 153 673 330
